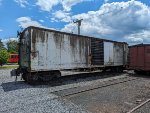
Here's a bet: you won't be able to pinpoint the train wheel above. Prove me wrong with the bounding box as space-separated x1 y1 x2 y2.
52 71 61 80
26 73 39 85
38 75 54 82
38 71 61 82
22 73 27 82
53 70 61 78
145 71 150 75
110 67 116 72
134 70 141 75
110 67 123 73
118 67 123 73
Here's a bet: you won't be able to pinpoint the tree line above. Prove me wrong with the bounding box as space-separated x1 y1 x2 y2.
0 39 18 65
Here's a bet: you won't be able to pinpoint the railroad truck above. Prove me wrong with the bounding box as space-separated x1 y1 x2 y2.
129 44 150 74
11 26 128 84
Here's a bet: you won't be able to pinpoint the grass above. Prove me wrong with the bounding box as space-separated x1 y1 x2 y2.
7 63 18 65
0 65 18 69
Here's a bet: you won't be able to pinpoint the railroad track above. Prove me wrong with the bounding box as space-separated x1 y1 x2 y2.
46 71 131 86
127 99 150 113
52 74 139 97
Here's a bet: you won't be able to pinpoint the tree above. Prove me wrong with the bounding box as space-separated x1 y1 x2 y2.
0 39 4 50
6 40 18 54
0 49 9 66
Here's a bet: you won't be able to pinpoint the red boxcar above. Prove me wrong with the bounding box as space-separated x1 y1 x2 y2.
8 54 19 63
129 44 150 73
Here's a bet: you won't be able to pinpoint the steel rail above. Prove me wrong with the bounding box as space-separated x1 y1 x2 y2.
53 75 139 97
127 99 150 113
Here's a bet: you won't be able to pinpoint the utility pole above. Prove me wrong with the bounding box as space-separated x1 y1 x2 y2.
73 19 83 35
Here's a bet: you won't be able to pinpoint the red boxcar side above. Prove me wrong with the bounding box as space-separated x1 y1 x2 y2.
8 54 19 63
129 44 150 71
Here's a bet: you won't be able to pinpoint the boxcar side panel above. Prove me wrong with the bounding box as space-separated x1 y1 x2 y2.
129 47 137 68
129 45 150 71
124 44 128 66
113 43 124 66
144 46 150 70
104 42 114 66
137 47 145 69
30 28 90 71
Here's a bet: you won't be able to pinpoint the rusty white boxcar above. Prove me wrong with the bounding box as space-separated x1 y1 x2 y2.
11 26 128 84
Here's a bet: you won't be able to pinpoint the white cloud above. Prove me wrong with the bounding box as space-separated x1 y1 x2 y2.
50 18 59 22
2 38 18 42
62 0 150 44
16 17 42 28
53 10 71 22
36 0 59 12
14 0 28 8
36 0 93 12
0 29 3 32
125 30 150 43
39 19 44 23
61 0 92 11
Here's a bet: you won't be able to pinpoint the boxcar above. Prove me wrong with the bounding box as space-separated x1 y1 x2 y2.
11 26 128 84
129 44 150 74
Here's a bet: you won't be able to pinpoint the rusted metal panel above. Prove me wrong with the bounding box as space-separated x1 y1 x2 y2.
129 44 150 71
145 46 150 70
30 28 91 71
19 29 30 68
91 38 104 65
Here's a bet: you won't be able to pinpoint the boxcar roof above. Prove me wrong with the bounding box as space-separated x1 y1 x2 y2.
129 44 150 48
23 26 127 44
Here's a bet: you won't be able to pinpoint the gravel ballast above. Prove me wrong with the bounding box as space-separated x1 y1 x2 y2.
0 69 91 113
0 69 149 113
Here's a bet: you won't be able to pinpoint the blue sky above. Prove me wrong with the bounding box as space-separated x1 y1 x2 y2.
0 0 150 44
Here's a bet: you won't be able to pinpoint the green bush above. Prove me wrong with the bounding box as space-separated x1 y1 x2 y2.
0 49 9 65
